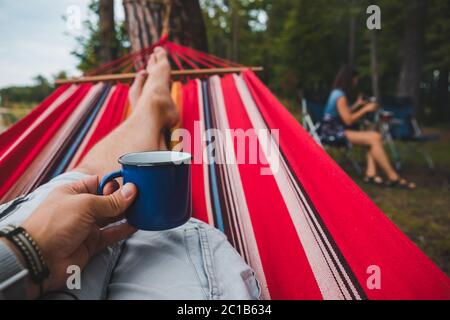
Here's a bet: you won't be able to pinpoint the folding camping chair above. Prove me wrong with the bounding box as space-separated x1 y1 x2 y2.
301 98 362 175
301 99 323 146
381 97 438 170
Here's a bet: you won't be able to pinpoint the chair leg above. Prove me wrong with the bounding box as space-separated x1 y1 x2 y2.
418 146 435 170
303 115 323 147
388 140 402 171
382 123 402 171
404 143 435 170
350 156 362 176
345 148 362 176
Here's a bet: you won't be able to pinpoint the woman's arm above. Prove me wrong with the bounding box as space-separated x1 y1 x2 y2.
336 96 378 126
350 95 367 111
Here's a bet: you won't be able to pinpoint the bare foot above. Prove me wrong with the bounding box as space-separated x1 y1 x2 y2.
135 47 179 128
128 70 147 108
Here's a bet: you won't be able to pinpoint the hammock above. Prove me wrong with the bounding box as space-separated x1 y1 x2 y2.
0 38 449 300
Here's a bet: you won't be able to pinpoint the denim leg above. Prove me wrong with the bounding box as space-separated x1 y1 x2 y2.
107 219 260 300
0 173 260 300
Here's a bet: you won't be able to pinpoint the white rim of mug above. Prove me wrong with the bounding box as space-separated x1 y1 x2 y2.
118 151 192 167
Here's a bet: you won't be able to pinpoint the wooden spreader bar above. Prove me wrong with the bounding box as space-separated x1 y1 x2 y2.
55 67 264 84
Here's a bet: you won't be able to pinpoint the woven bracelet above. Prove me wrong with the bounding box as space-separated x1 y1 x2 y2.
0 224 50 295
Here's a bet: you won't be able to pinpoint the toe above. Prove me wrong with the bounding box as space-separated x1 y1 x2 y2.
147 53 156 69
133 70 147 85
129 71 147 106
154 47 167 61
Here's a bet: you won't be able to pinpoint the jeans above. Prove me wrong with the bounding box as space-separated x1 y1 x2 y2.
0 172 260 300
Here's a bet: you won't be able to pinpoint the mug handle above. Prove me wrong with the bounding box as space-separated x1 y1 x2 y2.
97 170 123 195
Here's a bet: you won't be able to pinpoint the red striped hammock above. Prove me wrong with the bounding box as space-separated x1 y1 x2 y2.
0 39 449 300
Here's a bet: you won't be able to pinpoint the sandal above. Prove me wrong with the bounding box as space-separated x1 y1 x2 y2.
385 178 416 190
363 175 384 186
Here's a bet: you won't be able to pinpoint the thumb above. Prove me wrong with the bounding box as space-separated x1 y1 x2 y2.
65 175 99 195
92 183 138 219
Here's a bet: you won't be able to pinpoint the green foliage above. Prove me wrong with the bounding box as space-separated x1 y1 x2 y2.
0 75 55 107
425 0 450 70
200 0 270 66
70 0 130 73
271 0 351 97
202 0 450 122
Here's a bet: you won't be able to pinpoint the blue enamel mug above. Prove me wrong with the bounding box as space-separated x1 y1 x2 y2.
98 151 192 231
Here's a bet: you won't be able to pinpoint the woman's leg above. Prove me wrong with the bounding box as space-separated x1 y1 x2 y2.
366 152 377 177
345 130 399 181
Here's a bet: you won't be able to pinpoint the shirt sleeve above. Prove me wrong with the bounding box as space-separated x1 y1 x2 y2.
335 89 345 100
0 240 29 300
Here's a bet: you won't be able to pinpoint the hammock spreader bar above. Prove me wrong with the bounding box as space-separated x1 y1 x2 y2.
55 67 264 85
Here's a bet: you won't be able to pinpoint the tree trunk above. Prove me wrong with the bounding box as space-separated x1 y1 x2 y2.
370 30 380 100
171 0 208 52
124 0 208 54
98 0 117 63
396 0 427 114
438 69 449 120
348 16 356 65
231 0 240 62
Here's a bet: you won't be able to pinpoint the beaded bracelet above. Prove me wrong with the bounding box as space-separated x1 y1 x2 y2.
0 224 50 295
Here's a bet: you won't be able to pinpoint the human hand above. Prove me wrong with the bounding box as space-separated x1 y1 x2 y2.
356 94 367 106
20 176 138 297
363 102 379 113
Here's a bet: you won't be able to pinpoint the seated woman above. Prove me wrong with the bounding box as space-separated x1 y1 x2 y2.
322 65 416 189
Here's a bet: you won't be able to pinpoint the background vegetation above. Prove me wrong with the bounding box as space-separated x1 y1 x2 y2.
2 0 449 125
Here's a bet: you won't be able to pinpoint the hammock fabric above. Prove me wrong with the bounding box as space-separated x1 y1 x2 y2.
0 39 449 300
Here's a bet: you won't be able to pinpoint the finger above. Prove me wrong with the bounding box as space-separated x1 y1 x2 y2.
97 180 122 227
66 175 99 195
96 215 126 228
91 183 138 219
103 180 120 196
97 222 137 250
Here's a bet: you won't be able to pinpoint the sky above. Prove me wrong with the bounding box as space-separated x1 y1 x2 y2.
0 0 125 88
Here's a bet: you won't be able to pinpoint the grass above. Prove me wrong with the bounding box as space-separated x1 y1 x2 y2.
0 102 35 130
336 128 450 276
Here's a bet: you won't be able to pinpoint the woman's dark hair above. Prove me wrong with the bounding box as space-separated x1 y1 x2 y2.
332 65 359 97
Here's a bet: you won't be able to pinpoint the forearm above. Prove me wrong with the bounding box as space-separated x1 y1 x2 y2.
350 101 361 111
349 108 367 125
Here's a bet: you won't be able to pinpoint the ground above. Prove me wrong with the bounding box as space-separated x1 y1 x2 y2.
0 102 33 130
2 101 450 276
